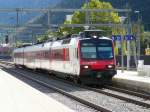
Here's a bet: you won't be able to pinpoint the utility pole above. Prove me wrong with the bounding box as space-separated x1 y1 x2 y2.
137 11 141 61
31 31 34 45
47 10 51 29
16 9 19 27
85 0 90 24
126 4 131 70
14 8 19 48
120 16 127 73
134 11 141 61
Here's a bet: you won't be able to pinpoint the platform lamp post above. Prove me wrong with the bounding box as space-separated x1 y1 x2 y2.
134 10 141 61
120 16 127 73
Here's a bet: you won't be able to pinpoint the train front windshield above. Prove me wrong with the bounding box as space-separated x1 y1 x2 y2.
80 39 113 60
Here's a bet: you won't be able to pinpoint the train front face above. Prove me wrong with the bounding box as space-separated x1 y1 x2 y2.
79 38 116 84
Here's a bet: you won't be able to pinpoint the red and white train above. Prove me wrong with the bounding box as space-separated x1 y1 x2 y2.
13 30 117 85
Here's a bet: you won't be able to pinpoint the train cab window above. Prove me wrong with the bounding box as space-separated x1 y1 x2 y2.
97 47 113 59
81 43 96 59
80 39 113 60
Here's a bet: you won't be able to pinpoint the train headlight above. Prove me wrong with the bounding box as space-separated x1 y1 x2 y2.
107 65 114 69
83 65 89 69
93 35 97 38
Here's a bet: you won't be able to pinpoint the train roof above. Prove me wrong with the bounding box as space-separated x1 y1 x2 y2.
13 47 24 53
14 36 112 51
14 29 112 52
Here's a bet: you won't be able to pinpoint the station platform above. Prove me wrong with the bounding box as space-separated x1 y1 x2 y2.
0 68 74 112
113 70 150 94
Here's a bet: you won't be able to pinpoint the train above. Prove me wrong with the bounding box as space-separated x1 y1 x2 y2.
13 30 117 85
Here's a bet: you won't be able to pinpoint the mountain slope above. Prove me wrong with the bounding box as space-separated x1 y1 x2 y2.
0 0 61 25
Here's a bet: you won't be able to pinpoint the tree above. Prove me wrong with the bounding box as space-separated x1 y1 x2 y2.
132 22 144 41
131 22 145 55
61 0 120 35
36 29 63 43
36 34 49 43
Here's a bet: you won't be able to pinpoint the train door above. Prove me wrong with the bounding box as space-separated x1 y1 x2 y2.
63 47 71 74
72 47 80 75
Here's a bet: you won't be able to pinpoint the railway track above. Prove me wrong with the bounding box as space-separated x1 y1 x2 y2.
50 75 150 108
26 66 150 108
1 61 150 112
104 85 150 100
44 73 150 107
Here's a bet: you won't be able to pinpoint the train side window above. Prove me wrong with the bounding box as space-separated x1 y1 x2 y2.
45 51 47 58
45 51 49 59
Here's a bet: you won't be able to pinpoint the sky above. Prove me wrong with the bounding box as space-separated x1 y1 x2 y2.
0 0 60 8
